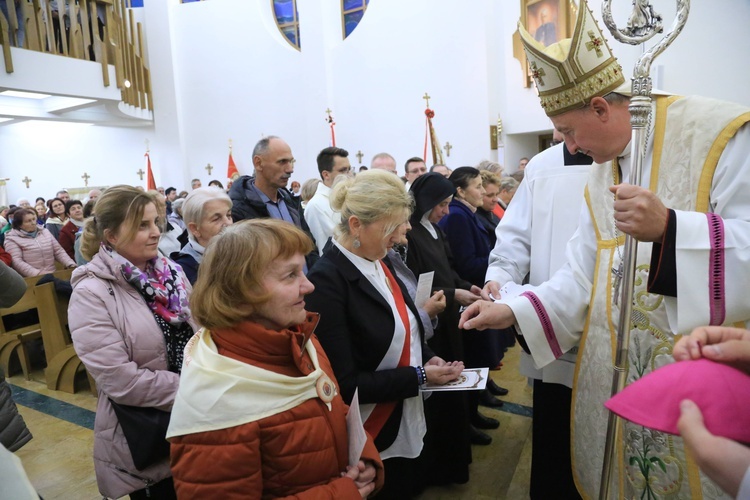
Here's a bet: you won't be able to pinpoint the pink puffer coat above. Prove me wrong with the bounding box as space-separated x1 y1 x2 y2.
69 247 196 499
4 227 75 277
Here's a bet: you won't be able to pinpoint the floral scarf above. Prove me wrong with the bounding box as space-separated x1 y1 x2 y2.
106 246 194 372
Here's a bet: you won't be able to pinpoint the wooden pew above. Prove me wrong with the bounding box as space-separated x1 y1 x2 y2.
35 281 96 395
0 276 43 379
0 269 74 380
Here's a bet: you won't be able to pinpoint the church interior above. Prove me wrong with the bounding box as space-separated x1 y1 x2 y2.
1 0 750 499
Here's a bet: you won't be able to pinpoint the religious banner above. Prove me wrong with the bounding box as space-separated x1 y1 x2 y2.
422 93 445 166
326 109 336 147
0 179 7 207
227 141 239 181
145 151 157 191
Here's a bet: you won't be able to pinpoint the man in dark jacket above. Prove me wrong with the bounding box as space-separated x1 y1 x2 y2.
228 136 318 268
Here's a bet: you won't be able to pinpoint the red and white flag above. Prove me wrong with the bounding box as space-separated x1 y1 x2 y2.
227 151 239 181
145 152 157 191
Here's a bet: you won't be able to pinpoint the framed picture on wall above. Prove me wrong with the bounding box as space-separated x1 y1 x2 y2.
513 0 578 87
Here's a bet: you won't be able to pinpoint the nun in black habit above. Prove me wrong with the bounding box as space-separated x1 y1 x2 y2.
405 173 500 452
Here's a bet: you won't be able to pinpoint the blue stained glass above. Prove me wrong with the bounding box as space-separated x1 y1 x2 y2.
281 25 298 47
274 0 295 24
344 10 364 37
343 0 363 11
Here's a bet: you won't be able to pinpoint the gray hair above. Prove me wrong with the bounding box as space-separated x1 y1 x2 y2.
500 177 519 192
182 187 232 241
603 92 630 106
171 197 186 216
370 152 395 165
300 178 320 203
475 160 504 175
252 135 281 158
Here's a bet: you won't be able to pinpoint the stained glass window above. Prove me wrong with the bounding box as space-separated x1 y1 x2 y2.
273 0 301 50
342 0 368 39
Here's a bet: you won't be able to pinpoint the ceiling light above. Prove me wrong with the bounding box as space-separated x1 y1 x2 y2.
0 90 51 99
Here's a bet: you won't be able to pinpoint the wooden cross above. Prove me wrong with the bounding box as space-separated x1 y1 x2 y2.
444 142 453 157
82 172 90 187
205 163 213 175
21 176 31 188
356 150 364 164
423 92 431 108
136 169 145 181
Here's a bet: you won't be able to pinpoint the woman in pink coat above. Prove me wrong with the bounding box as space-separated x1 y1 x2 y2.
69 186 196 500
4 208 75 277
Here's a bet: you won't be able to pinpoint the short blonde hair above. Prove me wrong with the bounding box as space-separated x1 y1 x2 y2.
330 169 413 238
480 170 501 188
80 185 159 261
190 219 314 329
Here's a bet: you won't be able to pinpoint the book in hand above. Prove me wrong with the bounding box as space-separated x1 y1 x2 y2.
423 367 489 391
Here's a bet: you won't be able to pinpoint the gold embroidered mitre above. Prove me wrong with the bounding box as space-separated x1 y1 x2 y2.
519 0 625 116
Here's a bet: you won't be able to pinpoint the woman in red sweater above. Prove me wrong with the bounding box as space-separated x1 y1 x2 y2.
58 200 85 260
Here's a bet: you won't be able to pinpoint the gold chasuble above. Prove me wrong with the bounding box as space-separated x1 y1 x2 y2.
573 95 750 499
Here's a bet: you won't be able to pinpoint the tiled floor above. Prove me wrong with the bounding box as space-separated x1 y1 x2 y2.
8 345 532 500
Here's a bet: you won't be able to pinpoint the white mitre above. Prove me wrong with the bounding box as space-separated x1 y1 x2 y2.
518 0 626 117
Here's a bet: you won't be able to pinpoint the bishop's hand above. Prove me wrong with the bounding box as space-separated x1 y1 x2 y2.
458 300 516 331
610 184 668 242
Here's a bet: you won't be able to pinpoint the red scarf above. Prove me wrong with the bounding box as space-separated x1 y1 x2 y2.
362 262 412 438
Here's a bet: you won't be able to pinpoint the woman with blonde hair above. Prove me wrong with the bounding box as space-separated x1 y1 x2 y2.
169 219 383 498
305 169 464 498
70 185 196 500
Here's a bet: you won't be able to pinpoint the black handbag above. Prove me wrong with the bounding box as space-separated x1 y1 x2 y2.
109 399 171 470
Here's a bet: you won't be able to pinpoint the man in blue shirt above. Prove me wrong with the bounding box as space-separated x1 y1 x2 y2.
228 136 318 268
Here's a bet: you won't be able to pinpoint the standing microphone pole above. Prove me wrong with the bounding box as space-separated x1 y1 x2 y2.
597 1 690 498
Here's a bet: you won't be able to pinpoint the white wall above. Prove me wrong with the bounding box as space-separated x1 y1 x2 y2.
0 120 156 201
1 0 749 202
166 0 497 184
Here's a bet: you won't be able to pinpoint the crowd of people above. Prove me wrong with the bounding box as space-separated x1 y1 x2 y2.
2 0 750 497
